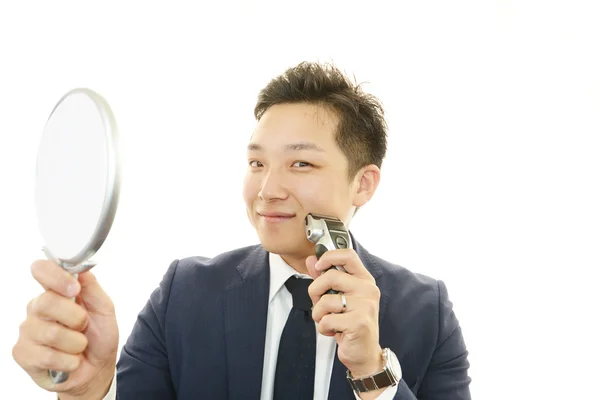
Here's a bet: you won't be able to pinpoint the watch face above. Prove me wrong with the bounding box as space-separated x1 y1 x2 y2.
386 349 402 381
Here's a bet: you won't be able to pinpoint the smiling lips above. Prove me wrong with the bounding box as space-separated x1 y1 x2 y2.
258 211 296 222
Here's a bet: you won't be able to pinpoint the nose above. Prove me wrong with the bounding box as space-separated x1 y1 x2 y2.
258 169 288 201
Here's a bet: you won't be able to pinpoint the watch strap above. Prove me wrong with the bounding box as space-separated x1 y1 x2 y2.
346 368 397 392
346 348 399 393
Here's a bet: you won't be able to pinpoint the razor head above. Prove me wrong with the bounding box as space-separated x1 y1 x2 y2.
304 212 351 276
304 213 349 248
304 213 328 244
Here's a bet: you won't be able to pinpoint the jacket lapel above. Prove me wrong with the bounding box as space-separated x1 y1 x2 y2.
224 246 270 400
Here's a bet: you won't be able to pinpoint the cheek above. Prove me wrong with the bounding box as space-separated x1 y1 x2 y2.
242 174 259 205
297 185 326 205
291 176 343 210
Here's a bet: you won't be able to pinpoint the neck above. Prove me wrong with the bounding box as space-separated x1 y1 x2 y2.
281 254 310 275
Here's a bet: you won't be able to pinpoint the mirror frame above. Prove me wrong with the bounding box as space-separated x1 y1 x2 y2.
37 88 121 273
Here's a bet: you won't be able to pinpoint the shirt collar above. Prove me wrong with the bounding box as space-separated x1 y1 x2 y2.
267 234 353 303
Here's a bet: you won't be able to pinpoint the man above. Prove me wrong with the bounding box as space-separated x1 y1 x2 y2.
13 61 471 399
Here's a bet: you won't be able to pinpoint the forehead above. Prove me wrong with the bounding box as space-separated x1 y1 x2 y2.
250 103 339 149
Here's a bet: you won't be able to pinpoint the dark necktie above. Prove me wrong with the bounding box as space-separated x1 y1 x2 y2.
273 276 316 400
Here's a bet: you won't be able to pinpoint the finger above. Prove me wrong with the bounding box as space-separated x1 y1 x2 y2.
305 255 320 280
77 271 116 316
27 291 89 331
12 340 81 376
316 312 358 336
22 317 88 354
31 260 80 298
312 293 348 323
308 269 358 303
314 249 374 281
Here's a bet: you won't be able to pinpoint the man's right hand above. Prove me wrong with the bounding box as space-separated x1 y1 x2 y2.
12 260 119 400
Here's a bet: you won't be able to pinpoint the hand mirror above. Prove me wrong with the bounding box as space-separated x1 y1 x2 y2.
35 88 121 384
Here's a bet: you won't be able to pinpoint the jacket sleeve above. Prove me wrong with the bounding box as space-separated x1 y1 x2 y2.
115 260 180 399
363 280 472 400
410 280 471 400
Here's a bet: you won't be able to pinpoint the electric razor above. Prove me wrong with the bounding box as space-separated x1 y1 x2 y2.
304 213 350 295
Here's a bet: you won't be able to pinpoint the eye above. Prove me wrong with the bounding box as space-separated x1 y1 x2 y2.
249 160 263 168
292 161 313 168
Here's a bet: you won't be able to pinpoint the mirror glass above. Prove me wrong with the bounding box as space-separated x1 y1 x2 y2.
35 89 120 266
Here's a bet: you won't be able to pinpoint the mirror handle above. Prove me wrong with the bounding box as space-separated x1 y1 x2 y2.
42 247 97 384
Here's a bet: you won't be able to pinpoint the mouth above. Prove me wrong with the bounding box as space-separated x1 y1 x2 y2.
258 212 296 223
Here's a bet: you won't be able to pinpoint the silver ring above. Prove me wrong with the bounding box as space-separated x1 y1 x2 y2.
340 292 347 313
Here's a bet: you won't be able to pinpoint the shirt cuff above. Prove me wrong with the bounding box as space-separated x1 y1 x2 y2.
352 383 399 400
102 369 117 400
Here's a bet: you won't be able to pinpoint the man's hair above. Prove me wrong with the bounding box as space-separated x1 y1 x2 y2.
254 61 388 181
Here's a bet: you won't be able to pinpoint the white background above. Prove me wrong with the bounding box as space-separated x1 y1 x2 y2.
1 1 599 398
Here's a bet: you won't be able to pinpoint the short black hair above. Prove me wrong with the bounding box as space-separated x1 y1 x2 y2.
254 61 388 181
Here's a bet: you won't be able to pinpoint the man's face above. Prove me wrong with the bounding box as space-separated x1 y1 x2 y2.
243 103 360 259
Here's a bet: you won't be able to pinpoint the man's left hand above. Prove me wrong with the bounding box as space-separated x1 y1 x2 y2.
306 249 384 379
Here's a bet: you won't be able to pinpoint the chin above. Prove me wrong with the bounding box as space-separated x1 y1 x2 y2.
259 236 296 254
257 230 312 257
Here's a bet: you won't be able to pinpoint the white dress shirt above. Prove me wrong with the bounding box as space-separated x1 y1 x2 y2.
99 244 399 399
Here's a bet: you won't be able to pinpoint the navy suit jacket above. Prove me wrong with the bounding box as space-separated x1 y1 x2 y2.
116 234 471 399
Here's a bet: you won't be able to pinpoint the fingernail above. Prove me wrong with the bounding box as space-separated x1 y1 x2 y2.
67 282 80 297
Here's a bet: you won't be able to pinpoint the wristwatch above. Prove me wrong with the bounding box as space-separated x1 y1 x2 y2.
346 348 402 393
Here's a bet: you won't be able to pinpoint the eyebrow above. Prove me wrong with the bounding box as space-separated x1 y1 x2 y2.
247 142 325 152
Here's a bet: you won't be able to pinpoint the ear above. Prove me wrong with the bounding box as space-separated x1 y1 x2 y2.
351 164 380 208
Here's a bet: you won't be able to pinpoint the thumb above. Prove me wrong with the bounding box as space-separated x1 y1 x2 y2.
305 255 320 280
76 270 115 315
